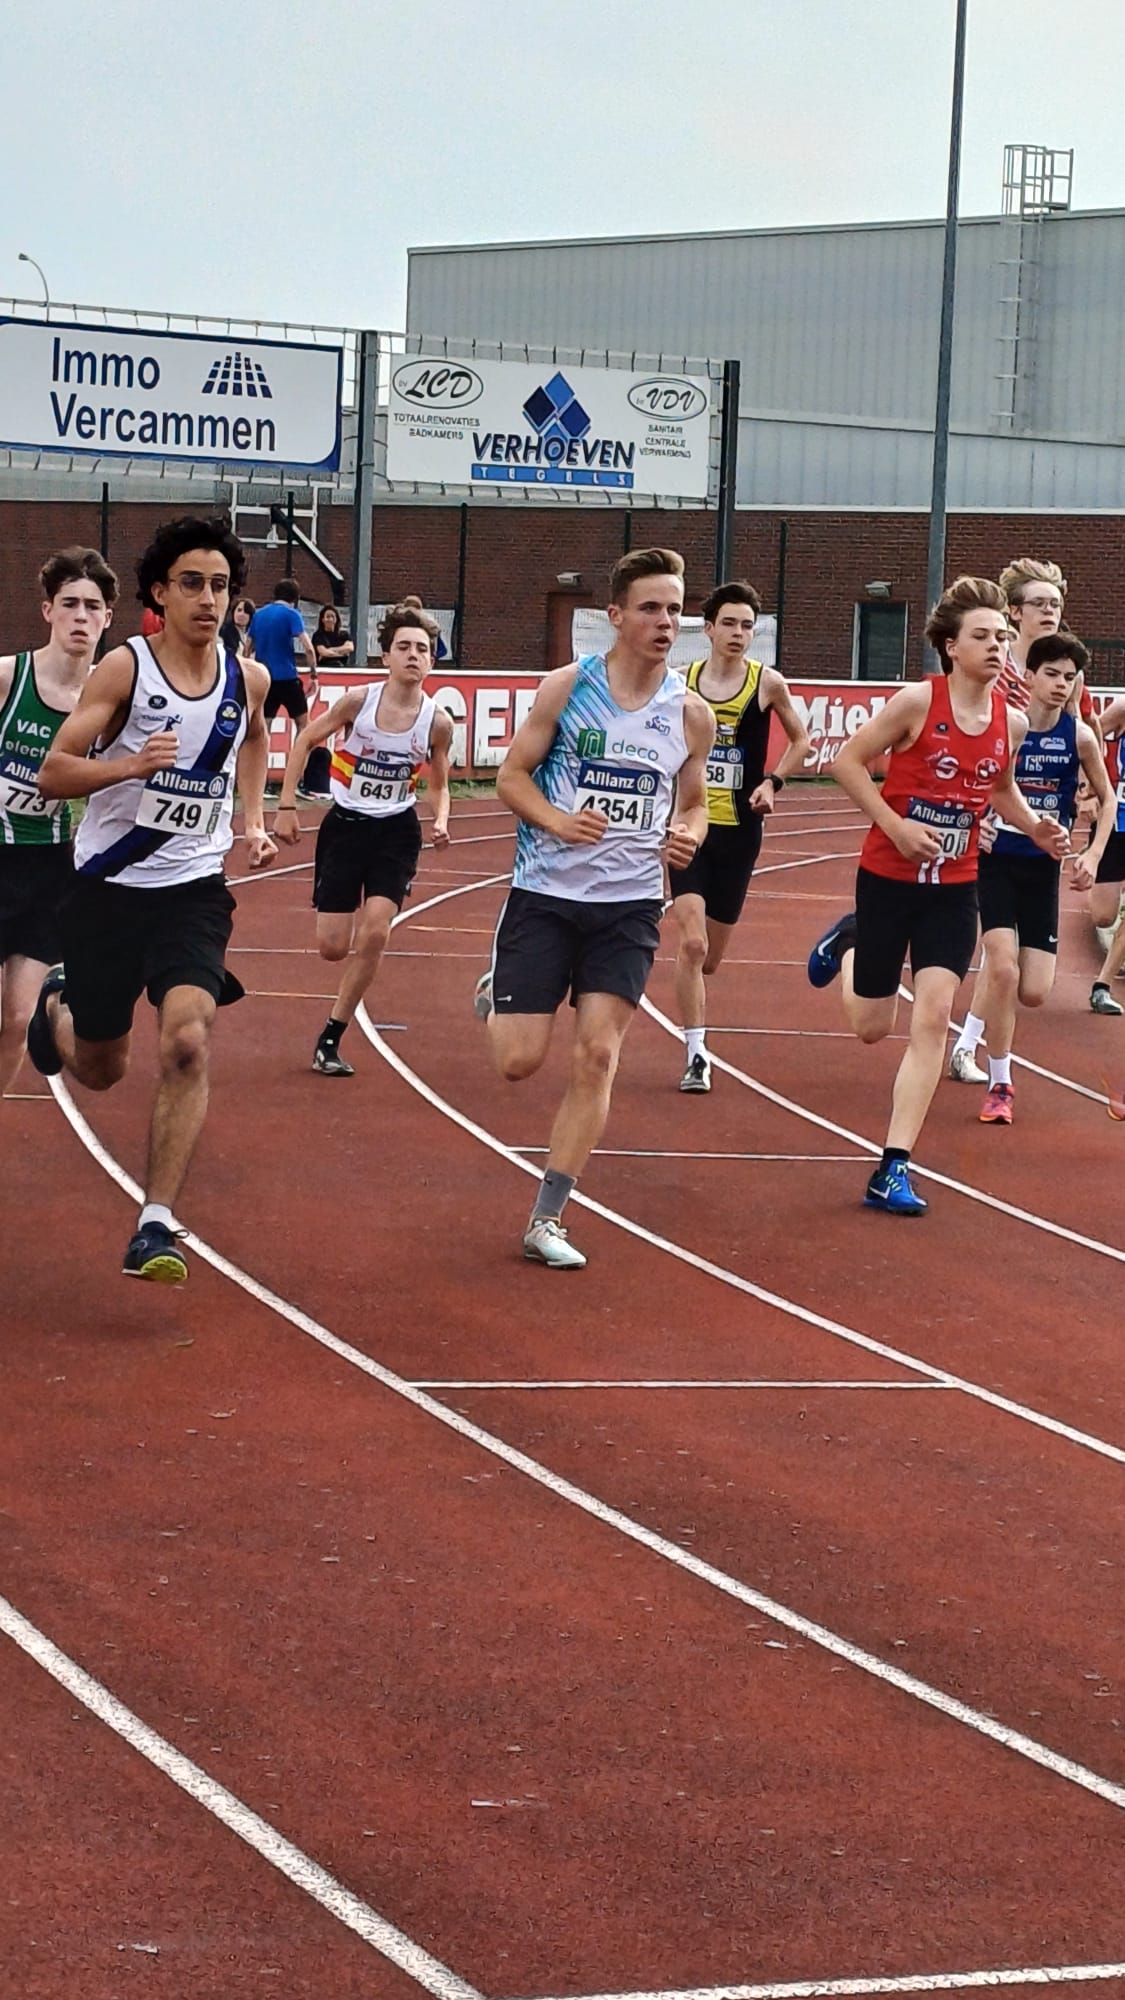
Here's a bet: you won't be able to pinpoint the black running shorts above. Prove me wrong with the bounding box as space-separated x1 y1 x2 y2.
490 886 663 1013
264 678 308 723
61 872 241 1044
852 865 979 1000
0 842 75 967
313 804 422 913
1095 828 1125 885
977 850 1061 955
668 819 764 926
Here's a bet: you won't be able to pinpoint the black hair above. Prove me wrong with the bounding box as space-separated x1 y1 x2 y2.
273 577 300 604
1025 631 1090 677
702 579 762 623
136 516 246 612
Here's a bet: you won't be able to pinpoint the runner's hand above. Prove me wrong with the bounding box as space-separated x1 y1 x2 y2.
1070 850 1097 893
245 828 278 870
978 814 997 855
1031 815 1070 861
662 822 700 870
131 731 179 778
431 822 451 849
891 817 943 863
556 807 609 845
748 780 776 815
274 809 302 847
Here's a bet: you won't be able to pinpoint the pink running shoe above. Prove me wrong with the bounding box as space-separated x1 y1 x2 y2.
979 1081 1014 1125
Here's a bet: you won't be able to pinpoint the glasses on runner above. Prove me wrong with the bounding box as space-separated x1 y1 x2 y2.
169 570 231 596
1019 594 1063 611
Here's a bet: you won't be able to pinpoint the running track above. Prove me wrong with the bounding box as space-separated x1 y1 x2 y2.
4 790 1124 2000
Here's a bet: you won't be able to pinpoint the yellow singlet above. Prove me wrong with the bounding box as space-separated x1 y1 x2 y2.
687 657 766 828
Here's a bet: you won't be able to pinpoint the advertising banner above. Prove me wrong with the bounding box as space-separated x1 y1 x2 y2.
387 356 713 499
280 674 1125 782
0 317 342 469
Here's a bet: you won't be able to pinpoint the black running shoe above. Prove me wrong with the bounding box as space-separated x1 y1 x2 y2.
122 1222 188 1284
26 964 66 1076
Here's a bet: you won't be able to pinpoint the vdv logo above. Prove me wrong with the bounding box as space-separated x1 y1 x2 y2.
202 352 273 400
645 713 671 736
577 726 606 758
215 699 242 736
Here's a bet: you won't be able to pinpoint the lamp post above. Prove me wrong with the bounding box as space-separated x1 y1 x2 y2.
923 0 969 670
18 252 50 313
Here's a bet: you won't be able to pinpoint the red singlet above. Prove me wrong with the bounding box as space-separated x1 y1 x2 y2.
861 676 1010 885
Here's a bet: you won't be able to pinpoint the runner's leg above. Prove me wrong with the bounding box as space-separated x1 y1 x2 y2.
144 984 217 1209
541 989 634 1178
327 895 396 1024
886 964 960 1151
1 955 48 1094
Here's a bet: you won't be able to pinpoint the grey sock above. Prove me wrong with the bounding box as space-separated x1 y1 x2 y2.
531 1168 576 1223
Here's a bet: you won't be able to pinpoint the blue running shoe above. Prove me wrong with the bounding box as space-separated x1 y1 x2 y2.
863 1159 928 1216
807 913 857 988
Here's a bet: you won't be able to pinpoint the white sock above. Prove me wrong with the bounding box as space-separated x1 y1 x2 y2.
685 1027 708 1063
139 1203 175 1232
988 1054 1012 1087
954 1012 986 1056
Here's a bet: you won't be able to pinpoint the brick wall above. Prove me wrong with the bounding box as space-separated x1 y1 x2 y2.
2 497 1123 680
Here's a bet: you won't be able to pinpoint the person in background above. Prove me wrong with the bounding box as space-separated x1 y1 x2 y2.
312 604 354 669
249 580 319 770
220 596 255 659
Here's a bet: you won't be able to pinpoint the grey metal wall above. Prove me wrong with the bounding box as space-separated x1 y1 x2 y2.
407 214 1125 509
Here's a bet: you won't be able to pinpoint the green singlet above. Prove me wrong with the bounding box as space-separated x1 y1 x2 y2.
0 651 72 847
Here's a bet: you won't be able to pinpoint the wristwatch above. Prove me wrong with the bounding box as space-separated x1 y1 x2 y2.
765 772 786 791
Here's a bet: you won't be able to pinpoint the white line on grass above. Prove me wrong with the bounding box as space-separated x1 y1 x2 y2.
0 1596 482 2000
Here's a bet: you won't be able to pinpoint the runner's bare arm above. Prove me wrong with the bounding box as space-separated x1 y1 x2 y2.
750 667 811 812
426 707 453 848
831 683 938 856
1099 695 1125 739
235 661 277 870
1071 720 1116 889
664 691 714 869
38 648 173 798
990 709 1069 856
0 654 17 708
276 690 363 836
497 666 607 846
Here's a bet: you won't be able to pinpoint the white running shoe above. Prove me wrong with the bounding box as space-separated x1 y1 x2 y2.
680 1051 712 1093
948 1045 988 1084
473 971 493 1020
523 1217 587 1269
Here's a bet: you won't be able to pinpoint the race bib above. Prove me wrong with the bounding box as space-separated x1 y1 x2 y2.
906 796 973 859
0 750 60 819
135 768 229 838
351 754 413 807
574 759 658 830
706 744 744 791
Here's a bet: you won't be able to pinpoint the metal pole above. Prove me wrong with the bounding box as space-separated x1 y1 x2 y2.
714 359 740 586
285 490 295 578
774 519 788 671
924 0 969 670
99 481 110 561
454 501 469 666
350 330 378 666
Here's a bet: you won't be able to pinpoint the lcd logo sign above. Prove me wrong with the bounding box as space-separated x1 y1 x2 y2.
0 317 341 470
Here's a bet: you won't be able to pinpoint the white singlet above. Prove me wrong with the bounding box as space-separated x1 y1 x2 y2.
75 637 248 888
329 685 437 818
513 654 688 902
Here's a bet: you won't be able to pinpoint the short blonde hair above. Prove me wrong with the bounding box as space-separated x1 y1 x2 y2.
999 556 1066 606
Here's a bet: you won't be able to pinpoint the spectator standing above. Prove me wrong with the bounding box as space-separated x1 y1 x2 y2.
312 604 354 670
220 595 256 658
249 580 318 782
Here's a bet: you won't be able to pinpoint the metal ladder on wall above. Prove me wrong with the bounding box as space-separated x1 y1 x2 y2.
992 144 1073 432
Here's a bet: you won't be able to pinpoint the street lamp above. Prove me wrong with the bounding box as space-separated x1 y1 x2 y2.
18 252 50 312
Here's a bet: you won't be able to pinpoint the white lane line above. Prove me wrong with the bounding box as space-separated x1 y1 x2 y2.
45 1059 1125 1824
0 1595 482 2000
641 990 1125 1268
413 1380 952 1393
706 1026 909 1040
512 1149 871 1162
518 1959 1125 2000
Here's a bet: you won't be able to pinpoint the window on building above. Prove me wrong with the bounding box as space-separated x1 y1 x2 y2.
854 602 907 681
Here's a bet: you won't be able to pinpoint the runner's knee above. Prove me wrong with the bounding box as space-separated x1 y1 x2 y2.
678 930 707 973
160 1018 210 1076
73 1047 128 1091
318 937 350 963
574 1034 618 1084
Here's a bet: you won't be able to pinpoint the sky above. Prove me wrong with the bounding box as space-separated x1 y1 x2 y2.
5 0 1125 333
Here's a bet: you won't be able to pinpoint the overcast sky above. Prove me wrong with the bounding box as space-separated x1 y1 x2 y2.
5 0 1124 333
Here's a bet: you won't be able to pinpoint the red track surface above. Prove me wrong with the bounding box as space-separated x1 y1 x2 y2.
4 791 1125 2000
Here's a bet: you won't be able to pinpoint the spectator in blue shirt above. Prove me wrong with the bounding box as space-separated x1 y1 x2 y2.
250 580 318 750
